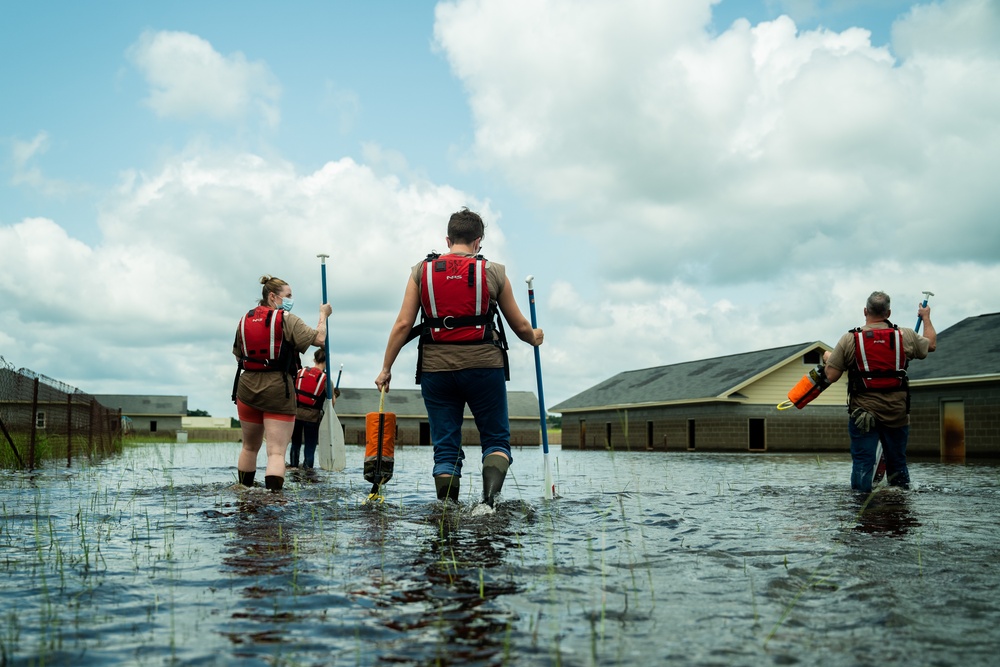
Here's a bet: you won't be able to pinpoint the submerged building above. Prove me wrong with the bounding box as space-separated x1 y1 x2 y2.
550 342 847 453
551 315 1000 459
907 312 1000 460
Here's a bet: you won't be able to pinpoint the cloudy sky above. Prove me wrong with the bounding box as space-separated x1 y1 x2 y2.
2 0 998 420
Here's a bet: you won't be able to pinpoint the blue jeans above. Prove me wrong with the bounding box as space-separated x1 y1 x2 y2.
420 368 512 478
290 419 320 468
848 418 910 492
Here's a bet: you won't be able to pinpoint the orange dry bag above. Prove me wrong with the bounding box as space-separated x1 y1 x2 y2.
364 389 396 489
778 364 830 410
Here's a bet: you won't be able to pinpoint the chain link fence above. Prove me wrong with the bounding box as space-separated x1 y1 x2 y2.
0 356 123 468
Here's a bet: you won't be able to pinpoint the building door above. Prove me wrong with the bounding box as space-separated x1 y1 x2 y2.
419 422 430 447
687 419 696 451
579 420 586 450
749 418 766 451
941 400 965 463
646 421 654 451
605 423 612 450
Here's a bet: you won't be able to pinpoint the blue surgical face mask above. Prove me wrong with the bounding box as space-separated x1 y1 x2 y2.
281 297 294 312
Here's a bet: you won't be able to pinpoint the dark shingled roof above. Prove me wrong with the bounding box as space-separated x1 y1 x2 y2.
907 312 1000 381
551 342 820 412
330 388 540 420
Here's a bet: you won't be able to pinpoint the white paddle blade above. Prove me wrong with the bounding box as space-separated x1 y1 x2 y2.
317 401 347 471
543 453 554 500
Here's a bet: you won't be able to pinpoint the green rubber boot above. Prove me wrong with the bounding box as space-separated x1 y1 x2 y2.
481 454 510 507
264 475 284 492
237 470 255 487
435 475 460 502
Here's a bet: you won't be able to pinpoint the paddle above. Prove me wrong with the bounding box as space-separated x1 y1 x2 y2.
525 275 554 500
316 254 346 472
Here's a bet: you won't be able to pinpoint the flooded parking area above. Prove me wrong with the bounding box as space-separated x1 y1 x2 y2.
2 442 999 666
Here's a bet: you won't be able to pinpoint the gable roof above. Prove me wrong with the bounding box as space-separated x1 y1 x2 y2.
331 388 540 421
550 342 828 413
908 312 1000 384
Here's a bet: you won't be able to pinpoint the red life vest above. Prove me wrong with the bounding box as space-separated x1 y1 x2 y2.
295 367 327 408
850 324 907 392
238 306 286 371
419 254 493 343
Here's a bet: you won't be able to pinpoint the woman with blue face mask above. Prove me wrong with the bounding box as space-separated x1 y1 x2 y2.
233 275 332 492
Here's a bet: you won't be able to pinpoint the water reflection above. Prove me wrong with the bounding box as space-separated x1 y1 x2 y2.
220 490 299 649
852 489 919 537
354 502 523 666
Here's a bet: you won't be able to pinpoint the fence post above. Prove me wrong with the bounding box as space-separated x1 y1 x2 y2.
88 399 96 461
29 377 39 469
67 393 73 467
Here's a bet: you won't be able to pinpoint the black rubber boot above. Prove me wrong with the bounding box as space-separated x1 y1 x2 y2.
435 475 460 502
237 470 255 487
264 475 284 492
481 454 510 507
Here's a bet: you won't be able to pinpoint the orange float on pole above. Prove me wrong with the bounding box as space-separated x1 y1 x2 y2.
778 365 829 410
364 388 395 503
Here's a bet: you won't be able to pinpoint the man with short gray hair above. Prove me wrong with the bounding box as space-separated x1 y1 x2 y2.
821 291 936 491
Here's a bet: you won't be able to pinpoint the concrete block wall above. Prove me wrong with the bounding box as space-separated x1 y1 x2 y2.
560 404 850 453
910 384 1000 458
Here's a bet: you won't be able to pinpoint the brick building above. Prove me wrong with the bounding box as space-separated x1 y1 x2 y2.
551 316 1000 458
906 312 1000 459
93 394 187 435
321 388 541 447
550 342 849 453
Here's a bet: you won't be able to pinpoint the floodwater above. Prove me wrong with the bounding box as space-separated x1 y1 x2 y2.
2 442 999 666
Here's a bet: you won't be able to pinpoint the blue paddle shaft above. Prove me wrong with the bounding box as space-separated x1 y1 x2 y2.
320 258 334 397
527 287 550 455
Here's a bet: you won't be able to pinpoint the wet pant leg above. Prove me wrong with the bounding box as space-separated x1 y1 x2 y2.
849 418 880 492
289 420 304 467
462 367 512 464
421 371 467 478
302 419 320 469
877 423 910 488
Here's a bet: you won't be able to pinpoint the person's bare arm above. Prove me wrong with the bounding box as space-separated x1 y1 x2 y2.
312 303 333 346
821 350 844 384
495 278 543 346
918 304 937 352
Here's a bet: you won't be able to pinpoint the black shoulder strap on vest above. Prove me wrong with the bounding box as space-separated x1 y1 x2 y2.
232 331 242 404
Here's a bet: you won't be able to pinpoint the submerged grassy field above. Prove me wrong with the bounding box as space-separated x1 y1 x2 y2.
2 441 998 666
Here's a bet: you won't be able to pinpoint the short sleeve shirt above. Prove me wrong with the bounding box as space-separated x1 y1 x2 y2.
233 311 319 414
826 322 931 427
410 253 507 373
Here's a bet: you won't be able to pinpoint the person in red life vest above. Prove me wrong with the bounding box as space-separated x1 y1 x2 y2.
233 275 332 491
374 207 543 507
821 291 936 492
289 348 340 469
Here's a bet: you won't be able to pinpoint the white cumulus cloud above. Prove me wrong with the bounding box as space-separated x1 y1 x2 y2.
434 0 1000 286
128 30 281 125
